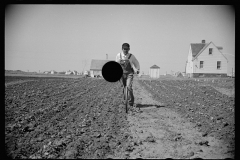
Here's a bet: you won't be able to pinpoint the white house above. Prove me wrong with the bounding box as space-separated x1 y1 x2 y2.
65 70 73 75
149 65 160 78
83 70 90 77
186 40 228 78
223 53 235 77
72 70 78 75
51 70 57 74
90 59 111 77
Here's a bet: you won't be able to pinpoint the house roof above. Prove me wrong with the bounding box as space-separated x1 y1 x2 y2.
191 42 228 61
190 43 210 58
176 72 183 77
150 65 160 69
90 59 111 70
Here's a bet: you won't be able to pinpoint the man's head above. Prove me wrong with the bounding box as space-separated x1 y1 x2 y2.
122 43 130 55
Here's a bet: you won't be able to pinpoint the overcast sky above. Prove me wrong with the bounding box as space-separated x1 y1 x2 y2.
5 5 235 75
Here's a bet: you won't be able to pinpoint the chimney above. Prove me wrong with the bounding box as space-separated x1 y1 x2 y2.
106 54 108 60
202 40 205 43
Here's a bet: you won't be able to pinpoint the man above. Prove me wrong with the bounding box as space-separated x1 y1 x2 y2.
116 43 140 108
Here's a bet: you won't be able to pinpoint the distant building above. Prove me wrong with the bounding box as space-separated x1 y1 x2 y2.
90 59 111 77
72 70 78 75
51 70 57 74
65 70 73 75
84 70 89 76
222 53 235 77
149 65 160 78
44 71 50 74
181 72 186 77
58 71 65 74
175 71 183 77
186 40 228 78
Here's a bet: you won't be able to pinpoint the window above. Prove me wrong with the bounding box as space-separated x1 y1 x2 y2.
209 48 213 55
217 61 221 69
200 61 204 68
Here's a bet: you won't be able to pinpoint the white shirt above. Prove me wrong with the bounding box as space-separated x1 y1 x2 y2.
115 52 140 71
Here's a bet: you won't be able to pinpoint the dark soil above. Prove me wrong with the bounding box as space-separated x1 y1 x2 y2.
5 76 235 159
138 78 235 157
5 76 131 159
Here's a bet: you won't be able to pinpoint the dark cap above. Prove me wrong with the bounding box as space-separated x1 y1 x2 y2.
122 43 130 49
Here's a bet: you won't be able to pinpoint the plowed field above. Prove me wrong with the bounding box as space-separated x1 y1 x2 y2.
5 76 131 159
137 78 235 158
5 76 235 159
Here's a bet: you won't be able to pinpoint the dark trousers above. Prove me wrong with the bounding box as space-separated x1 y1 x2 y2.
120 73 134 105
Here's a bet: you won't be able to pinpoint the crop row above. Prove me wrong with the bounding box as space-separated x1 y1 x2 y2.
138 79 235 153
5 77 131 159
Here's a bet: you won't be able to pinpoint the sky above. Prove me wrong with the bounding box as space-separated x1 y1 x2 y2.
5 5 235 75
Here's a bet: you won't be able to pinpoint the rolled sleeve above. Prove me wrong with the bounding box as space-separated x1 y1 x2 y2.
131 55 140 71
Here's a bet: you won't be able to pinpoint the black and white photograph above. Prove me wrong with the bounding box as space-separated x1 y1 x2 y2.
5 5 235 159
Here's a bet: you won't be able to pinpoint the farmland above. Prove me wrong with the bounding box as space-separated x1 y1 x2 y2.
5 76 130 159
138 78 234 152
5 75 234 159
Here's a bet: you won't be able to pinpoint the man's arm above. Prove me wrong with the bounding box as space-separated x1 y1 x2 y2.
131 54 140 72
